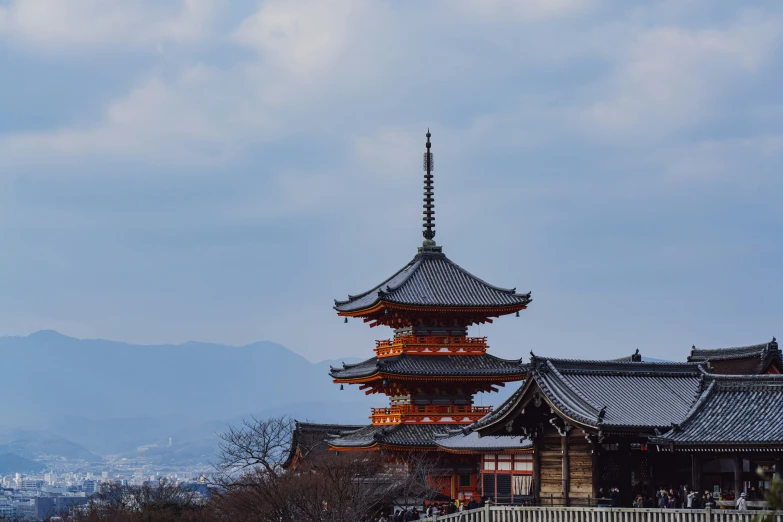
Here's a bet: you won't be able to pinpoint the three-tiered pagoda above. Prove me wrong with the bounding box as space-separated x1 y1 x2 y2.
327 131 532 497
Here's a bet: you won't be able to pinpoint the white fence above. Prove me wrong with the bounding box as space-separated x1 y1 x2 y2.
425 507 783 522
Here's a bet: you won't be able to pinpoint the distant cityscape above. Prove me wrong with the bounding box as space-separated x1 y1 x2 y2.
0 331 378 521
0 450 209 520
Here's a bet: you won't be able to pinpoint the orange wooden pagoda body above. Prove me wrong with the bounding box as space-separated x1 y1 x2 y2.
327 131 532 500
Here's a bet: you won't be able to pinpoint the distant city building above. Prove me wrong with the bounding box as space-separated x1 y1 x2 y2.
20 479 44 491
0 502 15 519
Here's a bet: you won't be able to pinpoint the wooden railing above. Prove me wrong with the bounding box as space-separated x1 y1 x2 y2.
374 336 488 357
370 404 493 425
422 506 783 522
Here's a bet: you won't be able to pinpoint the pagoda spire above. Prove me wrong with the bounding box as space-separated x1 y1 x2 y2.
422 129 435 245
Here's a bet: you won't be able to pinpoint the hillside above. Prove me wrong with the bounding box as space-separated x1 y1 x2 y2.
0 330 372 424
0 331 379 460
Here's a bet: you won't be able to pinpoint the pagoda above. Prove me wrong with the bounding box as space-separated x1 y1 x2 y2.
328 131 532 499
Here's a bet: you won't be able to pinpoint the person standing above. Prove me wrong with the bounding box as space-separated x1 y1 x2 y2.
610 487 620 507
736 492 748 511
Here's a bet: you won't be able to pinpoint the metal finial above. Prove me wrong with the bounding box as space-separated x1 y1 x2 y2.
422 130 435 244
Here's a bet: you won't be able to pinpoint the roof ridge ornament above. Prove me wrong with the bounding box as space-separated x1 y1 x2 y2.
422 129 436 247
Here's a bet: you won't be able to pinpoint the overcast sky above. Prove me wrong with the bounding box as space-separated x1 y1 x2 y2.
1 0 781 363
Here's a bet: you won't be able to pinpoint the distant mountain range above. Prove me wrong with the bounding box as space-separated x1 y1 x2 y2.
0 331 380 465
0 453 45 474
0 331 669 468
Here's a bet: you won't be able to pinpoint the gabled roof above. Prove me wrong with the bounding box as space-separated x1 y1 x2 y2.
688 339 779 362
328 423 457 449
469 381 527 431
284 422 365 468
649 374 783 447
477 356 705 434
330 354 527 380
334 247 532 314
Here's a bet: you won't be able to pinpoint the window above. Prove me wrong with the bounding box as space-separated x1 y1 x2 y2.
483 461 496 471
459 474 471 487
497 461 512 471
483 474 495 496
514 461 532 472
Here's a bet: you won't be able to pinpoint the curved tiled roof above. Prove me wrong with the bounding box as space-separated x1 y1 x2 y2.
477 356 705 433
688 339 779 362
328 423 456 449
284 421 366 468
650 374 783 446
334 248 532 313
330 354 527 380
434 430 532 452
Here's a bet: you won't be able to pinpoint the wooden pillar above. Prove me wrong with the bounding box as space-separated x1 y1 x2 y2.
562 434 570 506
591 440 601 500
691 454 702 494
733 456 744 498
533 438 541 504
776 457 783 480
749 459 758 490
618 439 631 507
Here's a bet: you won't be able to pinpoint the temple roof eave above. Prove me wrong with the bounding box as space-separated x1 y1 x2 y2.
328 354 529 381
333 249 532 315
328 423 462 450
649 373 783 447
335 300 531 319
476 356 707 437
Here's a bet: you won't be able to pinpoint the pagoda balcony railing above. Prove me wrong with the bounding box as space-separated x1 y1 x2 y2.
370 404 493 425
374 335 488 357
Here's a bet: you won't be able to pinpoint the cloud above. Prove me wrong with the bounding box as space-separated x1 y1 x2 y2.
233 0 370 76
0 62 296 169
665 134 783 184
584 16 782 137
454 0 596 21
0 0 217 48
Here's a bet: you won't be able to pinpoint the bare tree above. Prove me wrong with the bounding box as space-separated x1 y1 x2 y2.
387 451 446 512
215 415 296 480
74 479 209 522
210 415 447 521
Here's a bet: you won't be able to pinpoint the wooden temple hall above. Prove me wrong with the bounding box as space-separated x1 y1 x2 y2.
286 131 783 506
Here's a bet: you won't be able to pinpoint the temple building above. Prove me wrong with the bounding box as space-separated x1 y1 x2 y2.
284 130 783 507
325 131 532 500
688 338 781 375
475 351 783 506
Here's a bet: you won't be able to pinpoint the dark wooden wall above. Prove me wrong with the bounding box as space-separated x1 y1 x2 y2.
568 430 593 499
539 425 563 498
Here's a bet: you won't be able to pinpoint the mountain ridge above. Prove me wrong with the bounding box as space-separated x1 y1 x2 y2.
0 330 519 465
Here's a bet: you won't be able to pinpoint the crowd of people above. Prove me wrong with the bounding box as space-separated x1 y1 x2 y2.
358 484 765 521
598 484 765 510
360 496 488 521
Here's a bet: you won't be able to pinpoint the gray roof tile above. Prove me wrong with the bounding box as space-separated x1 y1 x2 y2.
650 374 783 446
434 431 532 451
477 357 706 433
688 339 779 362
285 422 366 467
330 354 527 380
334 249 531 313
328 423 457 448
535 357 704 428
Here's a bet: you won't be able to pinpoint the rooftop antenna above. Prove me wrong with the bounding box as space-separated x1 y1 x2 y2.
422 129 435 246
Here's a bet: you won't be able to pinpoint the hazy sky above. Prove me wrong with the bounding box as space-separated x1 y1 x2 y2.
1 0 781 363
